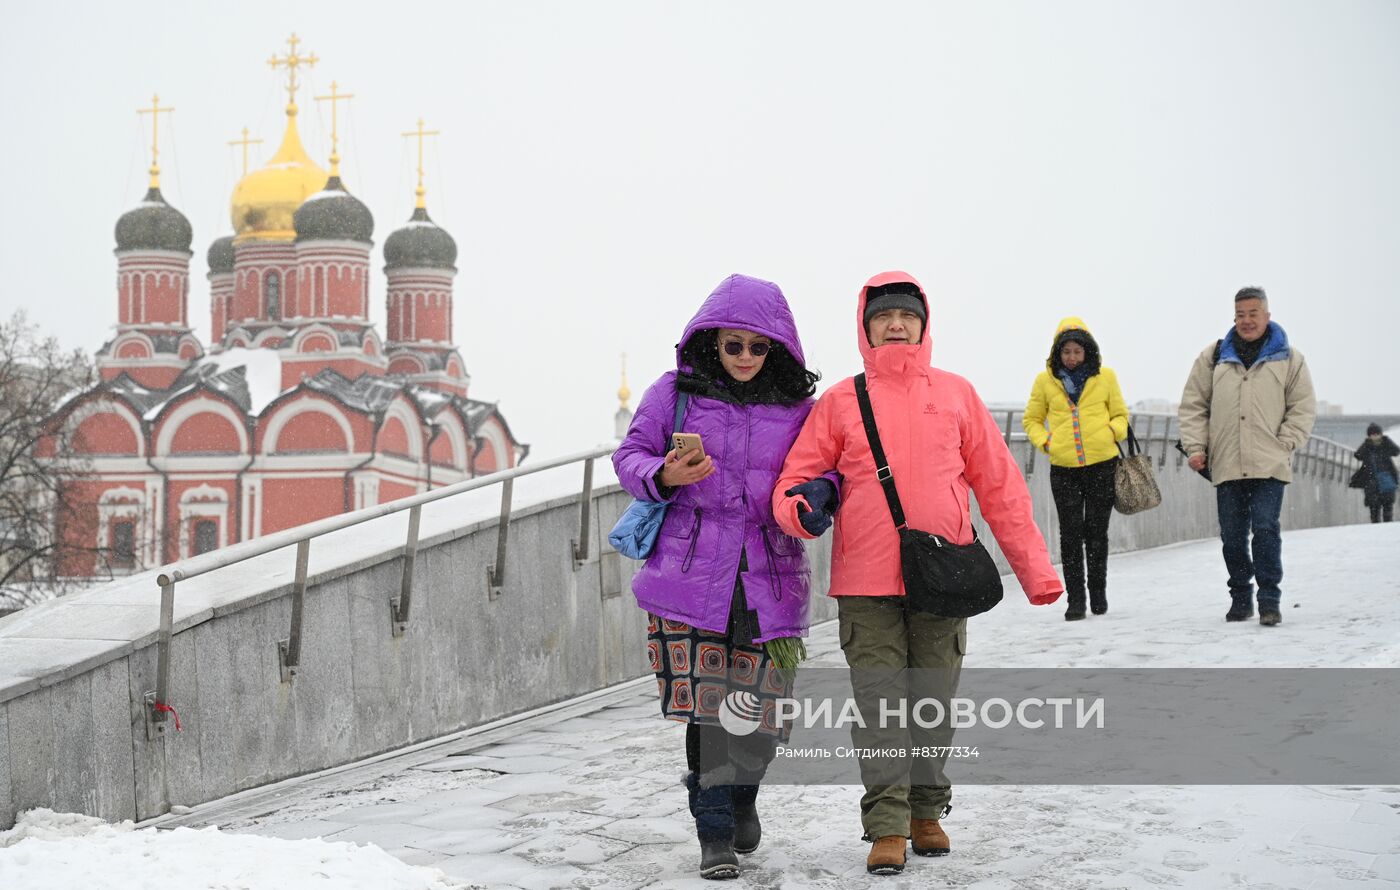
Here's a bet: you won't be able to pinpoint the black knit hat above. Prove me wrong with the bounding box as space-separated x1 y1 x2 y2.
864 282 927 327
1368 422 1384 436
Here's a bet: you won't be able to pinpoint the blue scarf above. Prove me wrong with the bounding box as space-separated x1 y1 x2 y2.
1058 365 1093 404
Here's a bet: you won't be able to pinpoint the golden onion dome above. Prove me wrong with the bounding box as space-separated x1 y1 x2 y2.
230 106 328 243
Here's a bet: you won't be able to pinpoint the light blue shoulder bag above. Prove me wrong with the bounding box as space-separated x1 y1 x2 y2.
609 389 689 559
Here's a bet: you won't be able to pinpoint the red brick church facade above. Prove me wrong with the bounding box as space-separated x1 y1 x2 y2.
41 61 524 578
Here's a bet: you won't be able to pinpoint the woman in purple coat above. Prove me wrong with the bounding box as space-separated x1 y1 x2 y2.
613 273 834 880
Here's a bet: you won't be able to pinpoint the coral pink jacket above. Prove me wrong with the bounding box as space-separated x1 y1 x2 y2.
772 271 1063 602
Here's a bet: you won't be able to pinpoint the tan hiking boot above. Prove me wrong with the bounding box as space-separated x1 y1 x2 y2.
911 818 950 856
866 835 907 875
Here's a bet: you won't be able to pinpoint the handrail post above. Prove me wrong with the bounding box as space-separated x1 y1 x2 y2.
572 458 595 567
486 478 513 599
1002 410 1014 446
390 505 422 637
1158 416 1172 468
144 579 176 739
278 539 311 681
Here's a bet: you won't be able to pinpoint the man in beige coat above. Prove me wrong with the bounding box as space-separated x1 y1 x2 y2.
1178 287 1316 626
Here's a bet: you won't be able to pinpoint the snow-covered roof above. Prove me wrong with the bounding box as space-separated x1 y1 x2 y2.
196 348 286 415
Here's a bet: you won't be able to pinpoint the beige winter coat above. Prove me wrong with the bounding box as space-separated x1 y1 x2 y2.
1178 331 1316 485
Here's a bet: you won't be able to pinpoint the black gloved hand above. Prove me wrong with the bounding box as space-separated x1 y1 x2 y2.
785 479 838 536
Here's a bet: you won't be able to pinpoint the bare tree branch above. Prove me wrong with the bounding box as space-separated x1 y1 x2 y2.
0 311 99 603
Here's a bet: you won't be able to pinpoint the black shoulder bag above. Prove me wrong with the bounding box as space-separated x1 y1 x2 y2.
854 374 1004 618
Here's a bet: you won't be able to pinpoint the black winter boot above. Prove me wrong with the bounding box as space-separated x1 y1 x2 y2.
699 840 740 880
686 773 738 879
732 784 761 854
1089 589 1107 615
1064 591 1086 621
1225 593 1254 622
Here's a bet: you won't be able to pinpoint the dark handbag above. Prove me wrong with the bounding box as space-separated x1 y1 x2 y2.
608 389 689 559
1348 466 1367 490
853 374 1004 618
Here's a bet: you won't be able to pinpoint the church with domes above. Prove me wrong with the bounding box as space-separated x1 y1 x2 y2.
41 37 524 578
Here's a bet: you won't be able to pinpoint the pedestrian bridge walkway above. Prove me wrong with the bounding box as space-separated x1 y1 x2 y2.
0 420 1381 885
141 524 1400 889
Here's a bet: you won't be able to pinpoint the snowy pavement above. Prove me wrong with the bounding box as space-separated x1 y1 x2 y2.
5 523 1400 888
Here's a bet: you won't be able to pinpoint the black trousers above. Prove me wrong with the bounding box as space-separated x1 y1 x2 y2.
1049 459 1118 601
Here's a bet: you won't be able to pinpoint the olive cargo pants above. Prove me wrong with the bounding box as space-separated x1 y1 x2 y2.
837 595 966 840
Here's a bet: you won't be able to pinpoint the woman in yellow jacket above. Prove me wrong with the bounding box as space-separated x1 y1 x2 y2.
1024 317 1128 620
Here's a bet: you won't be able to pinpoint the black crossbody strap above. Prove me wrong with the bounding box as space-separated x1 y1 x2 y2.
854 374 908 530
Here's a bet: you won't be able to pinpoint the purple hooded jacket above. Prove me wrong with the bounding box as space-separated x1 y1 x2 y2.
613 274 817 643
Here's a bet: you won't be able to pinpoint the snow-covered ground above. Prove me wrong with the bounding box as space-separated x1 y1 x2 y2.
2 523 1398 889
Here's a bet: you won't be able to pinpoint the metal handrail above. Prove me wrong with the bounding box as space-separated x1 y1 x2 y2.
144 443 616 735
139 411 1360 736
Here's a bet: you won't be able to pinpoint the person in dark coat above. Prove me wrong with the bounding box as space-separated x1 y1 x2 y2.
1353 423 1399 523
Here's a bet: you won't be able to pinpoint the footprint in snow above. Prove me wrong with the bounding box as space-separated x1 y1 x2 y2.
1162 849 1208 872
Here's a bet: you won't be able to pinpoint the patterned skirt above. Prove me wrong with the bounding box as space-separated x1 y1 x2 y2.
647 613 794 739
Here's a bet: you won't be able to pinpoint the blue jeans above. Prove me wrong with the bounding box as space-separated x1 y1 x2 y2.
1216 479 1286 609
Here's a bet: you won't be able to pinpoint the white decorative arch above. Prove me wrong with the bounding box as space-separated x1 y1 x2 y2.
292 323 341 354
178 484 230 558
476 417 511 472
98 485 148 571
224 325 253 349
155 397 250 456
110 331 155 359
177 335 204 360
387 353 427 375
66 399 146 457
263 395 355 454
251 325 292 348
382 397 425 461
432 414 468 468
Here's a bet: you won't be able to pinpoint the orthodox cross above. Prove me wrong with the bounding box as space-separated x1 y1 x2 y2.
401 118 441 209
268 33 318 109
136 94 174 188
227 127 263 177
315 81 354 175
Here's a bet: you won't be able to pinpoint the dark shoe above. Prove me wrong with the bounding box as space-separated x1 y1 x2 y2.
733 801 761 854
866 836 907 875
1259 610 1282 627
1089 591 1107 615
911 818 950 856
1225 596 1255 622
1065 591 1086 621
687 771 739 878
699 839 739 880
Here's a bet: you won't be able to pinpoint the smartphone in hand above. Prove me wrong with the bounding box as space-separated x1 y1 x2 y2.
672 433 705 466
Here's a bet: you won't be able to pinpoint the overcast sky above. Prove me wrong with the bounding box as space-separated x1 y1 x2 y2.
2 1 1396 456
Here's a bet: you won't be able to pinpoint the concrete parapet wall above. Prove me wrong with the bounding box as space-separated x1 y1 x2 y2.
0 429 1364 828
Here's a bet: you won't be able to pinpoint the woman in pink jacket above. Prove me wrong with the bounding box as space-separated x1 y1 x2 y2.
772 271 1063 876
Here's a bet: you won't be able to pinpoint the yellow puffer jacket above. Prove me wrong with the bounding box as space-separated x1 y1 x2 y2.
1023 317 1129 468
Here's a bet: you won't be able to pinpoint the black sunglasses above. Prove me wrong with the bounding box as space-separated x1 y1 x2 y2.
721 341 771 357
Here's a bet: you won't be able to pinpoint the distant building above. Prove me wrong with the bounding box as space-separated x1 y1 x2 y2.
614 356 634 440
39 37 524 578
